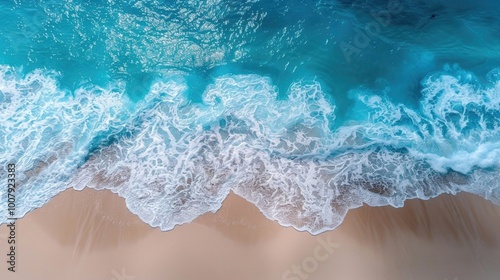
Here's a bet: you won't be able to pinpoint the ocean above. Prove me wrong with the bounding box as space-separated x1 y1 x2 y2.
0 0 499 234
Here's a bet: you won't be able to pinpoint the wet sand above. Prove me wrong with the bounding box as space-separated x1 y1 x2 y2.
1 188 500 280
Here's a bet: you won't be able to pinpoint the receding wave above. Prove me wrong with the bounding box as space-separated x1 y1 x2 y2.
0 64 499 234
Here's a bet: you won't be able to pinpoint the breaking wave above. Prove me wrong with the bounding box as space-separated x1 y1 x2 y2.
1 64 499 234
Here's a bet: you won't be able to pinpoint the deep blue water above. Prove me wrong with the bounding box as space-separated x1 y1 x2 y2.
1 0 499 233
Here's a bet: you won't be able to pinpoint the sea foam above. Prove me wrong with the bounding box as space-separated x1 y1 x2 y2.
0 65 499 234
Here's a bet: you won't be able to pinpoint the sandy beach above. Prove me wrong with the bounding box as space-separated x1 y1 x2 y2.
1 188 500 280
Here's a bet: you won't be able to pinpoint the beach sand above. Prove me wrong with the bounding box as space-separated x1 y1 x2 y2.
1 188 500 280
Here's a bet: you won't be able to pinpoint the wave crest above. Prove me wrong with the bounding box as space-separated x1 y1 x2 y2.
0 65 499 234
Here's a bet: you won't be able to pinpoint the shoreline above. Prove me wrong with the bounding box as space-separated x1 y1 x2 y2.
1 188 499 280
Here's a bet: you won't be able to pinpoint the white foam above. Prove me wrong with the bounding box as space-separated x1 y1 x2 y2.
1 65 499 235
348 65 500 173
0 65 132 222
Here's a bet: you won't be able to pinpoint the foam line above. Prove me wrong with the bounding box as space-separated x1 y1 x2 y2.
0 65 499 234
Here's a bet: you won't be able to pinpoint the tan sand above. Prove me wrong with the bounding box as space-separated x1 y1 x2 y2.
1 188 500 280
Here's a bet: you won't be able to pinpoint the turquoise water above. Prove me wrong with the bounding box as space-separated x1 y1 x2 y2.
1 0 499 233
